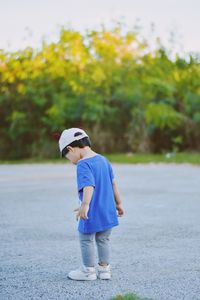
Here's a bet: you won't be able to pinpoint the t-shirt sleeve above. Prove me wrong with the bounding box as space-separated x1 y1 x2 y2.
77 162 95 192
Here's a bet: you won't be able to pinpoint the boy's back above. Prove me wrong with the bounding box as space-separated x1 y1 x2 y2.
77 154 119 233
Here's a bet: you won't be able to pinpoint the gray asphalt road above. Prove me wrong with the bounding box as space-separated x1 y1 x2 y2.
0 163 200 300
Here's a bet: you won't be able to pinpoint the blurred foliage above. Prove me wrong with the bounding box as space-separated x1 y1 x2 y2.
0 25 200 159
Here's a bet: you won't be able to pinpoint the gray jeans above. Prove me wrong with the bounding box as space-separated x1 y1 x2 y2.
79 228 112 267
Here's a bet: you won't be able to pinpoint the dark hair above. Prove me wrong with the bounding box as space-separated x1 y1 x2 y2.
61 133 91 157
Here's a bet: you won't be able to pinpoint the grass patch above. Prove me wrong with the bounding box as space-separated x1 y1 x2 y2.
0 152 200 165
111 293 150 300
0 158 64 165
106 152 200 165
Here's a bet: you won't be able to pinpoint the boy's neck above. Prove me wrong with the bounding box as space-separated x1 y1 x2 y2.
79 147 97 160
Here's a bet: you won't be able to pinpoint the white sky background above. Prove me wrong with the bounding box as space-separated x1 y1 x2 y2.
0 0 199 54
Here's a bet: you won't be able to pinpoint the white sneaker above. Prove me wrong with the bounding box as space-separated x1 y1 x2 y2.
97 264 111 280
68 265 97 281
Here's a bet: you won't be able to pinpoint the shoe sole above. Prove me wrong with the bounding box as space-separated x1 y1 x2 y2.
97 274 111 280
67 275 97 281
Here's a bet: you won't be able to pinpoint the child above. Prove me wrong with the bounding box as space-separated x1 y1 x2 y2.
58 128 124 280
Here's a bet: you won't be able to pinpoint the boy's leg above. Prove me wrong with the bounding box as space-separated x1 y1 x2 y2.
95 229 112 265
79 232 95 267
95 229 112 279
67 232 97 280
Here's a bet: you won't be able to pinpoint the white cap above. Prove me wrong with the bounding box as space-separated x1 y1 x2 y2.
58 128 89 154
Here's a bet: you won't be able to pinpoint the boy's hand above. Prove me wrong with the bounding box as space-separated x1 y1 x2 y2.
116 203 124 217
74 203 89 220
74 207 80 221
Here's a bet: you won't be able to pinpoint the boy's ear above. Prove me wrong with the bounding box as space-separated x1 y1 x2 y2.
67 146 73 152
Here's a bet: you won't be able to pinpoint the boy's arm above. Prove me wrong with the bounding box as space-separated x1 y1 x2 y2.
112 179 124 217
75 186 94 220
82 186 94 206
112 179 122 205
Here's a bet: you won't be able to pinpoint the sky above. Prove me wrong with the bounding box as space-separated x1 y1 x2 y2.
0 0 199 54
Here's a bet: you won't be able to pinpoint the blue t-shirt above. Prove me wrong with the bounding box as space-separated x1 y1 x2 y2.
76 154 119 234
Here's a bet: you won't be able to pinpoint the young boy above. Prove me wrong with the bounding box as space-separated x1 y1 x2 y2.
58 128 124 280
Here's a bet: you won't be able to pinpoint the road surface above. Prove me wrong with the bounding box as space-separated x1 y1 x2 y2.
0 163 200 300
